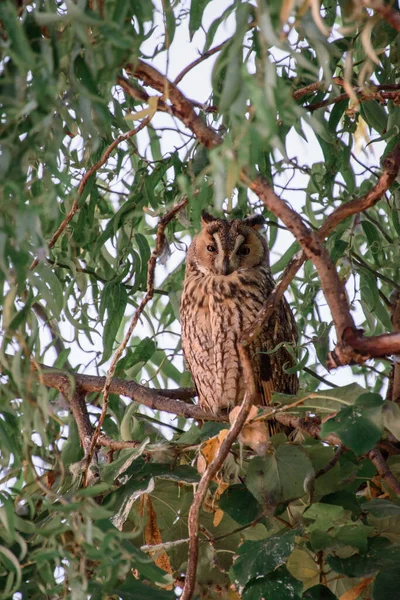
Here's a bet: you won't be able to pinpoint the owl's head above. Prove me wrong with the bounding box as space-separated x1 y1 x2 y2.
188 211 269 276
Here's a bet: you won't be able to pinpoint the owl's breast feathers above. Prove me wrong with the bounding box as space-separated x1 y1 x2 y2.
180 265 298 415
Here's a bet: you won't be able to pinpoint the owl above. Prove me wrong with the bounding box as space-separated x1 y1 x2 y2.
180 211 298 418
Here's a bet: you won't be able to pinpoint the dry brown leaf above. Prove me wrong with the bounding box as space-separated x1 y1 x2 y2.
213 508 224 527
339 577 374 600
145 497 173 580
229 405 268 455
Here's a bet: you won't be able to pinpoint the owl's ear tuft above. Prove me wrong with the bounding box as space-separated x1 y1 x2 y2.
243 214 265 230
201 210 217 226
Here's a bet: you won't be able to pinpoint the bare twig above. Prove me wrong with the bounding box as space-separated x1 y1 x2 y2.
181 345 257 600
368 447 400 494
305 90 400 112
307 444 345 502
84 197 189 483
29 119 151 271
97 435 140 450
173 40 228 86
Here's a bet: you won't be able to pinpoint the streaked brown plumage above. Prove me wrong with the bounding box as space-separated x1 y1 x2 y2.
180 211 298 417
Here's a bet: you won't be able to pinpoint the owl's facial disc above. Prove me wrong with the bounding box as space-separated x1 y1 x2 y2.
193 213 268 276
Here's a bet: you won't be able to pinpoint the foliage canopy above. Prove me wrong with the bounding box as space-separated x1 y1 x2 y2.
1 0 400 599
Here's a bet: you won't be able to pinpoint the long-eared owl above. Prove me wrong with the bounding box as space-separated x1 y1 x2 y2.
180 211 298 416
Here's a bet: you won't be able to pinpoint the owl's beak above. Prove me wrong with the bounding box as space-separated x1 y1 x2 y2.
221 256 231 275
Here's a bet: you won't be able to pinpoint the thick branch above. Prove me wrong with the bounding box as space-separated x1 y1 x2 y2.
67 389 94 453
127 60 222 149
328 329 400 368
320 144 400 239
181 345 257 600
35 364 219 422
368 448 400 494
246 173 355 340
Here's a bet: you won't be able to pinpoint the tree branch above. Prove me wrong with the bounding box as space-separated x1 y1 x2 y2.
34 363 219 421
319 144 400 239
181 345 257 600
368 447 400 494
305 90 400 112
362 0 400 32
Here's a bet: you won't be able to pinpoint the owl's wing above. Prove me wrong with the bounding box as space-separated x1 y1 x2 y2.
255 296 298 407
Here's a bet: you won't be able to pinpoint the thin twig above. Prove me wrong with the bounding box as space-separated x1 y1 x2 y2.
173 41 228 86
29 119 151 271
83 198 189 484
181 345 257 600
305 90 400 112
307 445 345 503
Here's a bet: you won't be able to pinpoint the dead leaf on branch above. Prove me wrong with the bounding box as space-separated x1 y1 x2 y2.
229 405 269 456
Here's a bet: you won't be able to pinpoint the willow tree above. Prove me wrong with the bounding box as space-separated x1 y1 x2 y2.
1 1 400 599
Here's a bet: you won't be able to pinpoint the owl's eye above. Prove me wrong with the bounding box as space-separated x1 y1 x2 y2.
238 246 250 256
207 245 217 253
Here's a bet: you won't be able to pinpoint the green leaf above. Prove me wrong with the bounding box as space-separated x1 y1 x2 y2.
61 416 84 468
0 2 35 70
327 537 400 577
383 401 400 441
242 566 302 600
360 100 388 134
321 393 383 455
100 283 128 364
246 445 314 506
99 439 150 484
373 568 400 600
230 528 299 587
359 267 379 312
303 584 338 600
115 577 174 599
189 0 213 39
362 498 400 517
219 484 262 525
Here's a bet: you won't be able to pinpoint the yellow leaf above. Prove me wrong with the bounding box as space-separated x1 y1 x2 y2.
287 548 320 590
125 96 159 121
213 508 224 527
